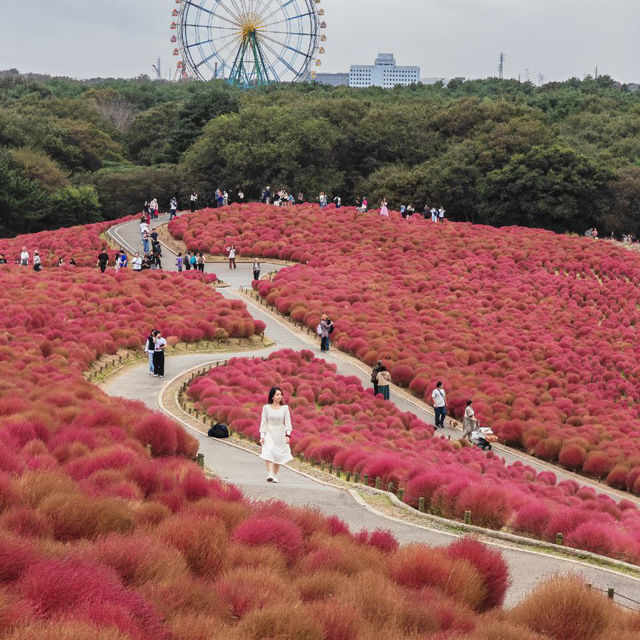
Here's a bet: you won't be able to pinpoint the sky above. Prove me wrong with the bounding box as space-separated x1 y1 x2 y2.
0 0 638 83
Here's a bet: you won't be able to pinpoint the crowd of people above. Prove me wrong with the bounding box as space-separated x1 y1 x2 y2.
0 246 78 271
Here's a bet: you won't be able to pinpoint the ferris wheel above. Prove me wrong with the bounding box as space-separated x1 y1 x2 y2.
170 0 326 86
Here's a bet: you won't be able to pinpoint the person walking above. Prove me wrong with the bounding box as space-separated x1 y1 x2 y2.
169 196 178 220
431 381 447 429
20 247 29 266
151 244 162 270
142 229 150 254
176 253 184 273
259 386 293 483
144 330 156 375
153 330 166 379
132 252 143 272
463 400 477 440
371 360 384 395
115 250 127 271
227 244 237 269
190 192 198 213
149 198 159 220
317 314 334 352
97 247 109 273
197 252 205 273
376 365 391 400
33 251 42 272
252 258 261 281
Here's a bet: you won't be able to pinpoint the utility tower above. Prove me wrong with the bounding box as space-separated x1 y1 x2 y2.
152 58 162 80
498 52 505 79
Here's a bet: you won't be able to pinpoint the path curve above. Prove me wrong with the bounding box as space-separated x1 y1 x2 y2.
108 214 639 507
102 215 640 608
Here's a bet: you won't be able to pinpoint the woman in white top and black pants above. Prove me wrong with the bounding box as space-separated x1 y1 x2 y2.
260 387 293 483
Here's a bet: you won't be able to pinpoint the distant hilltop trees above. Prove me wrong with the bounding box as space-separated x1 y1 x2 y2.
1 72 640 237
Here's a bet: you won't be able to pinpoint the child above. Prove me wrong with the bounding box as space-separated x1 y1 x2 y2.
176 253 184 273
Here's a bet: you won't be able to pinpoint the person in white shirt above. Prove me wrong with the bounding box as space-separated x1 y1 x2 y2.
431 381 447 429
20 247 29 266
226 244 237 269
132 252 143 272
260 386 293 483
463 400 477 439
438 206 446 223
153 331 167 378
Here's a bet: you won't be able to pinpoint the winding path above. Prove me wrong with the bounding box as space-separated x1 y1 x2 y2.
104 214 640 608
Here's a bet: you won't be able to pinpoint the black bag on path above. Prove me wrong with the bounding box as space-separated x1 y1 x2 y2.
208 423 229 439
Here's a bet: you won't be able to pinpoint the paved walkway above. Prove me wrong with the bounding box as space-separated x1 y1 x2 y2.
104 215 640 608
108 215 638 503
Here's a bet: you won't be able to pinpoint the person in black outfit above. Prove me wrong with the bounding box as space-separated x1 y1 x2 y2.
371 360 384 395
97 247 109 273
153 330 166 378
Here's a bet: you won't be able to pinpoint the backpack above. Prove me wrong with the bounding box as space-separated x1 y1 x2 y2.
207 423 229 439
317 323 323 336
328 322 334 334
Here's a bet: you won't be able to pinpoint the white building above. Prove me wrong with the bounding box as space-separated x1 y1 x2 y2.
349 54 420 89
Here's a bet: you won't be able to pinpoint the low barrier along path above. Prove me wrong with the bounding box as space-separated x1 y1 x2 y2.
105 214 640 608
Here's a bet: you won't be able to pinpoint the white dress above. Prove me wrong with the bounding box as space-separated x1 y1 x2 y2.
260 404 293 464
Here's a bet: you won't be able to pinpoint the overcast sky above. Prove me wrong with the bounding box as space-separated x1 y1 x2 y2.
1 0 638 83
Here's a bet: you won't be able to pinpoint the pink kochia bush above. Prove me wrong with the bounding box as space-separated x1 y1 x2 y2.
188 350 640 565
171 204 640 491
0 224 637 638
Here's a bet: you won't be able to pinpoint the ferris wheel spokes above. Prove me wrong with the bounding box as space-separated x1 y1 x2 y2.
175 0 325 86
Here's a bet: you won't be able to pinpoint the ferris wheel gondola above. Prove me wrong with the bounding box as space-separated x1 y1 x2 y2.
172 0 325 86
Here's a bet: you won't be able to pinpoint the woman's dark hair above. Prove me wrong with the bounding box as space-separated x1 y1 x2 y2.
466 400 473 406
379 365 387 371
268 386 283 404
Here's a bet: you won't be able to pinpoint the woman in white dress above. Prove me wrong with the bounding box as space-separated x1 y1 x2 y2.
380 199 389 217
260 387 293 483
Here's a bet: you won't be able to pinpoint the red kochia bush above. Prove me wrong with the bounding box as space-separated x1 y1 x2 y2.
558 444 587 470
0 533 41 582
18 557 169 640
445 537 510 611
134 414 190 457
231 516 304 564
509 575 615 640
388 546 451 589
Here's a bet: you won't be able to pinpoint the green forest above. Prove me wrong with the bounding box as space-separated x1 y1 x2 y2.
1 71 639 237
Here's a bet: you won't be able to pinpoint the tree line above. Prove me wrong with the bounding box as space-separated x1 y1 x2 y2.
0 71 639 237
